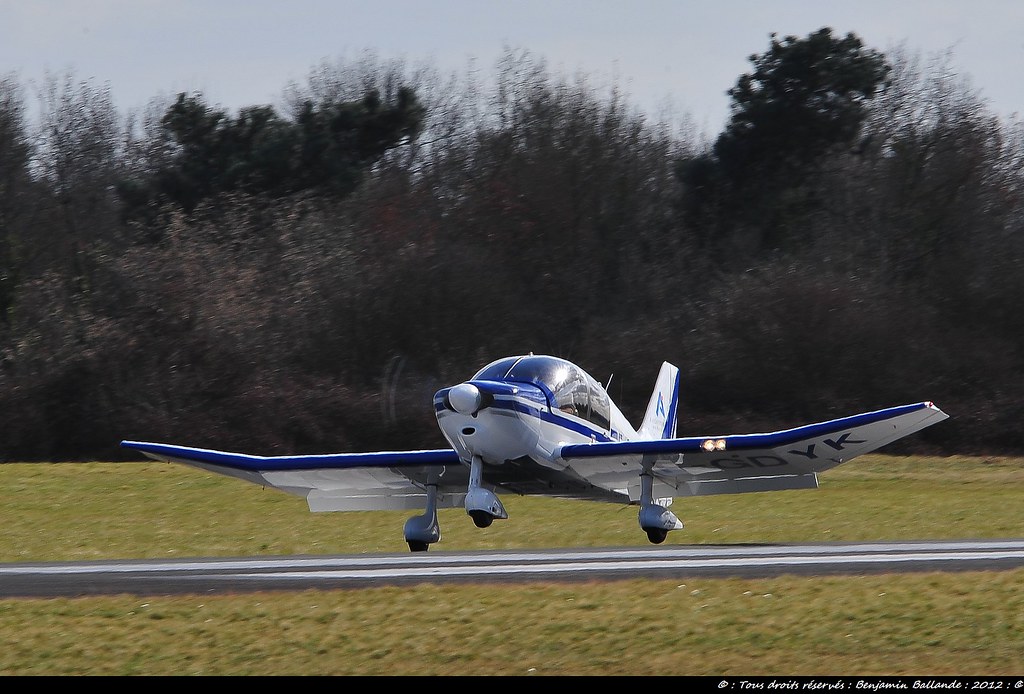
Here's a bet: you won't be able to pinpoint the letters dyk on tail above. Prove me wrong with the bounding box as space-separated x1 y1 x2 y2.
121 354 948 552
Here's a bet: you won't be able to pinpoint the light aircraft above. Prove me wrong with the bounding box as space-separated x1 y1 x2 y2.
121 353 948 551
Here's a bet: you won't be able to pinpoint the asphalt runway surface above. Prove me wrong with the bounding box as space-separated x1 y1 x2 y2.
1 539 1023 598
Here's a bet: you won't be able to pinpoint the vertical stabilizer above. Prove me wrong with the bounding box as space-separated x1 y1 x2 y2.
639 362 680 440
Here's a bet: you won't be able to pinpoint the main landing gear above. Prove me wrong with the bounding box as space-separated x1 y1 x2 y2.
637 472 682 544
403 484 440 552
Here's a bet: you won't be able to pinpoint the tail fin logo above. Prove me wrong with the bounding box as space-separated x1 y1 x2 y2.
657 393 666 418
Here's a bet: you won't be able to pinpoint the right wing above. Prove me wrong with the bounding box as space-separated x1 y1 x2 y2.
120 441 468 511
558 402 949 501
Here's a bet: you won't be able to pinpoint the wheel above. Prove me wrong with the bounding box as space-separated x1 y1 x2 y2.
645 528 668 544
407 540 429 552
469 510 494 528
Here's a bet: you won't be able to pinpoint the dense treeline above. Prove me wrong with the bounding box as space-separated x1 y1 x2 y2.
0 31 1021 461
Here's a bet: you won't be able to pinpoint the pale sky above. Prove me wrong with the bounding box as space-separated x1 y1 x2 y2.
2 0 1022 134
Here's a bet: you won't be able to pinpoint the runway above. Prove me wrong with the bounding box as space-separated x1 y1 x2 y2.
2 539 1023 598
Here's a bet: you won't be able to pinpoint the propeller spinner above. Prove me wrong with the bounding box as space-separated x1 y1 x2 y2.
447 383 484 415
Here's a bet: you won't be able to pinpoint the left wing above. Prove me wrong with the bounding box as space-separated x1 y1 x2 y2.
120 441 468 511
120 438 637 510
558 402 948 501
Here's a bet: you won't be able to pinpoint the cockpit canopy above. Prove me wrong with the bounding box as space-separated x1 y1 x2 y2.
473 355 612 430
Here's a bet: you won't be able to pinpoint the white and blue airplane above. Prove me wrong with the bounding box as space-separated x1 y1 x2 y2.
121 353 948 551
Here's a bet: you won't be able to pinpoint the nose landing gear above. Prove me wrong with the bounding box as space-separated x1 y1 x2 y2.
465 454 508 528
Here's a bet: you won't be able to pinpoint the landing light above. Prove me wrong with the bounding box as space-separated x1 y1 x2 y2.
702 439 726 451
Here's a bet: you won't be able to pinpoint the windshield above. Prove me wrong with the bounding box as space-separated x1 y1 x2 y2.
471 356 523 381
475 355 580 389
473 355 608 427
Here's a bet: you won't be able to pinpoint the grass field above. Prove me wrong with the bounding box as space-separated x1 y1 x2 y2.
0 455 1022 675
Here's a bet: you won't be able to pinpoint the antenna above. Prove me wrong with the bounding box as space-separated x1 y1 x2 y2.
606 373 613 390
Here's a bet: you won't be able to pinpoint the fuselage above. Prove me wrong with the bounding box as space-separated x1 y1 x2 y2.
433 354 636 469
